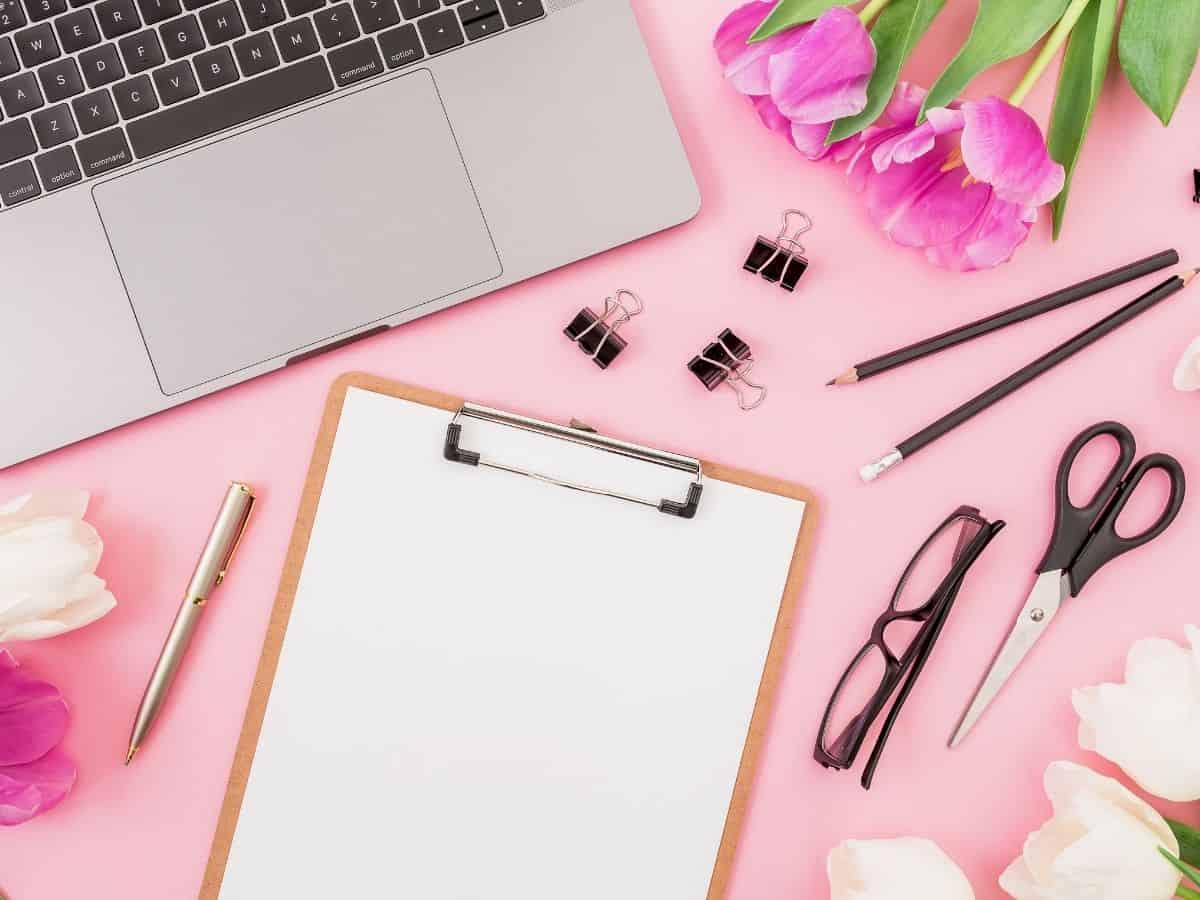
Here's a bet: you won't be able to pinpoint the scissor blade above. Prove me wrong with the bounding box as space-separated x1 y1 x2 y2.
949 571 1066 748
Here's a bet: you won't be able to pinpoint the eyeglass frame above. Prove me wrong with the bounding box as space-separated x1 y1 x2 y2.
813 505 1006 789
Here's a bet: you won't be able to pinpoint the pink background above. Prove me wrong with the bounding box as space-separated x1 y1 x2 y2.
4 1 1200 897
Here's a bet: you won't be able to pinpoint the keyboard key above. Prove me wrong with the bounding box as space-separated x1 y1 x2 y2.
128 54 330 156
135 0 177 24
198 0 240 42
111 71 155 115
150 56 194 102
55 8 99 51
0 71 42 115
31 101 75 145
313 2 354 47
96 0 139 38
79 42 123 86
0 158 39 205
352 0 395 32
0 0 26 35
0 115 35 163
497 0 538 26
70 0 100 6
231 30 273 74
15 22 59 65
416 9 459 54
72 87 116 131
182 0 218 9
327 35 377 85
376 21 418 68
272 16 314 60
282 0 317 14
27 0 66 21
237 0 279 29
118 27 161 70
75 124 130 174
194 43 234 88
396 0 434 18
35 143 81 189
455 0 493 21
462 10 499 39
0 36 15 76
38 57 83 100
159 12 201 56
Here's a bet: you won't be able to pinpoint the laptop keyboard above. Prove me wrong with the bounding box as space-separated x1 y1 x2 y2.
0 0 542 210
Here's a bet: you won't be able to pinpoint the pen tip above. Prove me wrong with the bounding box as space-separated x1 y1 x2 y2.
125 747 137 766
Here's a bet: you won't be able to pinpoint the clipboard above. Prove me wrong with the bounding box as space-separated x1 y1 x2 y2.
200 372 819 899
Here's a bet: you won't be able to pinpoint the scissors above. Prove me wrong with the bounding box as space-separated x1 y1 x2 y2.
950 421 1186 747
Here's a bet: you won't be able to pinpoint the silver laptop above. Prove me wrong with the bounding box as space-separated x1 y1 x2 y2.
0 0 698 468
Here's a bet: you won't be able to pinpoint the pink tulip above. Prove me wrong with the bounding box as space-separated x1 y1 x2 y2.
846 83 1065 271
0 649 76 825
715 2 876 160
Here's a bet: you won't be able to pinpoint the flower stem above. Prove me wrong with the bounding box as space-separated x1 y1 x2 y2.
858 0 893 26
1008 0 1094 106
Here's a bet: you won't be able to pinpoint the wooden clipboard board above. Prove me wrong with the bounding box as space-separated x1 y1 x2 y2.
200 372 820 899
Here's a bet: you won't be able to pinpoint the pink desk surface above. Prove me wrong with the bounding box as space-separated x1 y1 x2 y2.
3 2 1199 897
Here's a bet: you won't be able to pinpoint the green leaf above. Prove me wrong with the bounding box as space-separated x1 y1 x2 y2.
1047 0 1117 239
748 0 846 42
921 0 1072 115
827 0 947 142
1118 0 1200 125
1170 820 1200 869
1160 848 1200 894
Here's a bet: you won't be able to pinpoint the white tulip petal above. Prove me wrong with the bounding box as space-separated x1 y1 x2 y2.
1074 628 1200 801
1000 761 1180 900
0 490 115 642
828 837 974 900
1174 337 1200 391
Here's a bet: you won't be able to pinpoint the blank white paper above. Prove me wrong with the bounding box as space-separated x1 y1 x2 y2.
220 388 807 899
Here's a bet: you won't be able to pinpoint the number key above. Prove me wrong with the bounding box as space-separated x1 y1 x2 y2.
0 0 26 35
28 0 67 21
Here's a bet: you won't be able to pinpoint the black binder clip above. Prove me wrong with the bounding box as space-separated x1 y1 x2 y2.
743 210 813 292
687 329 767 411
563 289 644 369
1193 169 1199 204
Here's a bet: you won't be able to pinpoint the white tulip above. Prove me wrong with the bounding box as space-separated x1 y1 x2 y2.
1000 761 1180 900
1073 627 1200 802
1174 337 1200 391
827 837 975 900
0 491 117 642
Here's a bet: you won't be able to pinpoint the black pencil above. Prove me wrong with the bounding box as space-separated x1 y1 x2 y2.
828 250 1180 386
860 269 1198 482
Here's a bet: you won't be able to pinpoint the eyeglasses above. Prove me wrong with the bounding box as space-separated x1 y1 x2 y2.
815 506 1005 790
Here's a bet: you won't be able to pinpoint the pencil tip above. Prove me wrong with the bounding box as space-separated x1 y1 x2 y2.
825 378 836 386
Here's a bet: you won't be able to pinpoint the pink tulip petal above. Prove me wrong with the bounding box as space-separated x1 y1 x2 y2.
0 649 70 767
791 120 835 159
715 1 808 97
862 133 991 247
752 95 793 137
959 97 1065 207
0 747 76 826
768 7 875 124
882 81 927 128
925 195 1036 271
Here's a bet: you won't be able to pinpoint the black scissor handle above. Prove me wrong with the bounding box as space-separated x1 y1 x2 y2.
1037 422 1138 574
1068 453 1187 595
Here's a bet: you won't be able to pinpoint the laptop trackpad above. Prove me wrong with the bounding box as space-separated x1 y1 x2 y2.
94 70 501 395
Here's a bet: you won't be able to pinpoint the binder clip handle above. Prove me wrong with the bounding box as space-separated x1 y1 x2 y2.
776 209 813 256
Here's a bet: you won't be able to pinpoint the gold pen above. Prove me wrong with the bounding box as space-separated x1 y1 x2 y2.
126 482 255 765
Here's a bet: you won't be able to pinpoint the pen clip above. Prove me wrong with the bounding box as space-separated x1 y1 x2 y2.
215 487 255 586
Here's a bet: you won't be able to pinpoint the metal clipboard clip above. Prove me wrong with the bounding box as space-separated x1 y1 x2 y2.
442 403 704 518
